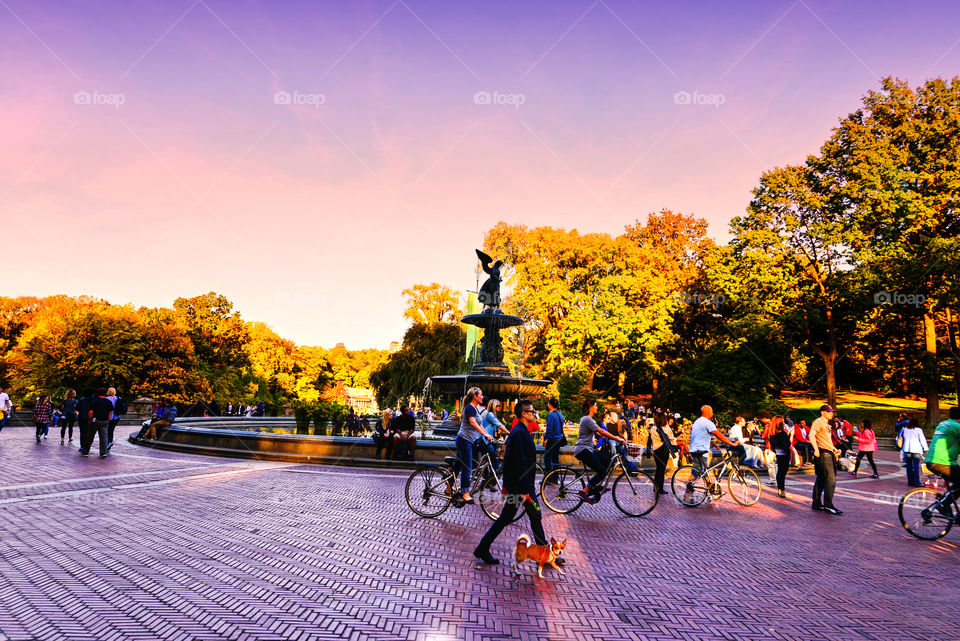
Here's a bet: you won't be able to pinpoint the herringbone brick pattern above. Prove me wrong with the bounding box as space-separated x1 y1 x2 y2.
0 426 955 640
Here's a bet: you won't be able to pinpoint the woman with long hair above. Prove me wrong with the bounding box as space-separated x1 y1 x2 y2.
455 387 493 503
850 418 879 478
649 412 674 494
767 415 791 498
374 409 392 460
61 389 78 445
33 395 53 444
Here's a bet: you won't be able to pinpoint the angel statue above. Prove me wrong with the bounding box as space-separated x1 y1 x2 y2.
475 249 503 308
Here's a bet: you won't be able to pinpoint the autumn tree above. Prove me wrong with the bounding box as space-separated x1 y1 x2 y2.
370 323 466 408
401 283 464 325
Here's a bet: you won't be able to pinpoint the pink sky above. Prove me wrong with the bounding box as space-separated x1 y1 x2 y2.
2 0 959 349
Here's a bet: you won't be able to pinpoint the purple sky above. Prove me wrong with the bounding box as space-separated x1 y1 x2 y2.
2 0 958 349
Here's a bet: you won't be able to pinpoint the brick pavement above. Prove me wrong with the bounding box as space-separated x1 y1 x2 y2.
0 425 956 641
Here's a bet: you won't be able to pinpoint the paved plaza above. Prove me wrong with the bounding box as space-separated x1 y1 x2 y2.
0 425 956 641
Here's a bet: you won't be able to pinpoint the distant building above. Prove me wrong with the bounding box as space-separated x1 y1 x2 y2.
344 387 377 413
389 341 400 353
335 342 346 350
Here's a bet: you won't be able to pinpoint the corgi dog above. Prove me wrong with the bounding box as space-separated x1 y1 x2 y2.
512 534 566 578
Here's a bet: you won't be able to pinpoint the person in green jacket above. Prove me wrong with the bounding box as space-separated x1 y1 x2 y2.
925 406 960 492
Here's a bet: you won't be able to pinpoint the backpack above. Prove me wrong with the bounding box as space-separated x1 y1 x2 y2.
115 397 128 417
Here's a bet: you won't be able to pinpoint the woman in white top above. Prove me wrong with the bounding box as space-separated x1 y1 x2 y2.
900 418 928 487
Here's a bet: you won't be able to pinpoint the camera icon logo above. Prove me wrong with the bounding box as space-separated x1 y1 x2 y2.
474 91 491 105
73 91 91 105
673 91 691 105
273 91 292 105
873 291 892 305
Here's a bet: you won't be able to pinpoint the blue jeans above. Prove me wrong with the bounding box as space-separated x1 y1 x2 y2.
905 453 922 486
544 438 564 475
455 435 474 493
473 437 499 473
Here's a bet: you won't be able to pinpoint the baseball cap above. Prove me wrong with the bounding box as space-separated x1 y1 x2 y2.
820 404 835 412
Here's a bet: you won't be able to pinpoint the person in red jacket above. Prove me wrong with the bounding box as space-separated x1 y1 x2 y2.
792 419 814 468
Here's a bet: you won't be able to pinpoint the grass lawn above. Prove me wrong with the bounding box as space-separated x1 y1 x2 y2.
780 391 953 435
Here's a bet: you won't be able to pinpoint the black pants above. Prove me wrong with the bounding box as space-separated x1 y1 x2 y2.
476 494 545 553
82 420 108 455
61 415 76 441
543 438 564 476
107 419 120 446
575 448 611 491
812 451 837 508
374 433 393 459
853 450 877 475
652 444 669 492
35 422 47 441
78 420 90 452
775 453 790 491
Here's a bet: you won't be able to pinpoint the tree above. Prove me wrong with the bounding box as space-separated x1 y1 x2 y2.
173 292 250 401
813 76 960 424
401 283 464 325
727 165 864 408
370 323 466 408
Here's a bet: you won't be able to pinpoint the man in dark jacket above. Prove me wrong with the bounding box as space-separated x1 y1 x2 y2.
89 388 114 458
76 391 96 455
473 400 564 566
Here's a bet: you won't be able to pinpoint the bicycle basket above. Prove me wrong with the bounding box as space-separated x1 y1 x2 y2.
625 444 642 458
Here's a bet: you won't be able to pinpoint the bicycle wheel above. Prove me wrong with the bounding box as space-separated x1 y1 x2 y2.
405 466 453 518
671 465 708 507
899 488 955 540
478 475 525 522
541 467 586 514
612 471 658 517
727 465 762 506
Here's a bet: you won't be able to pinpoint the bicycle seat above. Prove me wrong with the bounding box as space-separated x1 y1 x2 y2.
443 456 459 467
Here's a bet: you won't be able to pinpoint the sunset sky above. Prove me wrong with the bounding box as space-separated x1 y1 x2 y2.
3 0 959 349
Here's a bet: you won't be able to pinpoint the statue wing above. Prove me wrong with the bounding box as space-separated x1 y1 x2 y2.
476 249 494 274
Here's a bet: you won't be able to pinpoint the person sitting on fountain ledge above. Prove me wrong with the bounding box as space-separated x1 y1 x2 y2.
391 406 416 460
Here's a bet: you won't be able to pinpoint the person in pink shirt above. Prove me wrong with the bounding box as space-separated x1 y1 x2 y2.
850 419 879 478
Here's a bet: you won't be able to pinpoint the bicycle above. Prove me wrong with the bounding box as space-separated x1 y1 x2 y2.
405 440 537 522
540 444 658 517
898 476 959 540
671 446 762 507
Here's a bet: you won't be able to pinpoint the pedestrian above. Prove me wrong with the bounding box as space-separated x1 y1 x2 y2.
33 394 53 444
850 419 879 478
649 412 676 495
542 397 565 479
900 418 928 487
473 400 565 569
89 389 114 458
454 388 493 503
76 391 95 454
105 387 127 452
61 389 78 445
809 404 843 515
0 386 11 432
767 415 792 498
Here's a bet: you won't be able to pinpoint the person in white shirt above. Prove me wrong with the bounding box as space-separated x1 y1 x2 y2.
0 387 11 431
689 406 738 471
900 418 929 487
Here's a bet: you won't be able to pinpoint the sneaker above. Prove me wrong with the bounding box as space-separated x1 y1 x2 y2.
870 474 879 479
811 504 824 511
823 506 843 515
577 489 597 504
99 453 107 458
473 548 499 565
59 440 64 446
848 472 857 477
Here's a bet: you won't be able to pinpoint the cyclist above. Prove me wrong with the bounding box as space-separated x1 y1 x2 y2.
574 399 626 503
925 407 960 505
689 405 739 478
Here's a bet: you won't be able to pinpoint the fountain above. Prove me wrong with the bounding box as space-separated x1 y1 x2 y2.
428 250 551 436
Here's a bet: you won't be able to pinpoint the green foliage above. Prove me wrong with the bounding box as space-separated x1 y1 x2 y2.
370 323 466 408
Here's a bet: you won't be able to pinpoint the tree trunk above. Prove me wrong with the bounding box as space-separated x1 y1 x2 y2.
947 308 960 404
824 351 837 410
923 311 940 427
651 376 659 401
